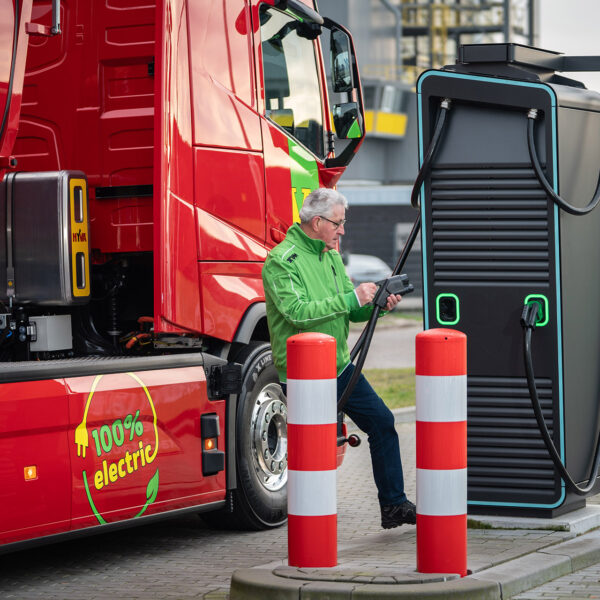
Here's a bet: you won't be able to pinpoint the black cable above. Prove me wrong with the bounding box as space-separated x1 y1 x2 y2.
522 314 600 496
411 98 451 209
339 98 451 412
527 108 600 216
525 109 600 492
0 0 20 145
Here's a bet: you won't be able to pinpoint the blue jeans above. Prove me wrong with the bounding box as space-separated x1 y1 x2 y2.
338 363 407 507
283 363 407 507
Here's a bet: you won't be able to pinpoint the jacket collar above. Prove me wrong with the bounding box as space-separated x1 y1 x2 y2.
287 223 326 255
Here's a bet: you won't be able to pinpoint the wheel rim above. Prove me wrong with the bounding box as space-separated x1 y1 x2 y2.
251 382 287 492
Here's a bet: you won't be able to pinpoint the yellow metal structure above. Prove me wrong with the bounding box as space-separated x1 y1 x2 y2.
364 110 408 138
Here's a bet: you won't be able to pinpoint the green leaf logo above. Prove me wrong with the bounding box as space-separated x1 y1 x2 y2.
146 469 159 504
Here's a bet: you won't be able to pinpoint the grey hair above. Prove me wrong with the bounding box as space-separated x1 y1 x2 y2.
299 188 348 223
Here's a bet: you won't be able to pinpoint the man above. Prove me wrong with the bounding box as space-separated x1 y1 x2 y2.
262 187 416 529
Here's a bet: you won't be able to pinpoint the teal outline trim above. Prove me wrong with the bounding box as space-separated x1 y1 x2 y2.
468 497 566 509
417 70 566 509
525 294 549 327
436 293 460 325
417 85 428 329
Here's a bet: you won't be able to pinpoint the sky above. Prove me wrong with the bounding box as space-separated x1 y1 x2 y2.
538 0 600 91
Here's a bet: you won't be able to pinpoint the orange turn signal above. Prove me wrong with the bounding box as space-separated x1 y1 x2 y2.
24 466 37 481
204 438 216 451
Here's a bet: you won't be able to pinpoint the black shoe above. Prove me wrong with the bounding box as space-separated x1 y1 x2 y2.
381 500 417 529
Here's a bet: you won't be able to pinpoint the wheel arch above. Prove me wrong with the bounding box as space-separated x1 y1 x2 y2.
232 302 269 345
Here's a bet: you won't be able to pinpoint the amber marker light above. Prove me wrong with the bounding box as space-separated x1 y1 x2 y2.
24 466 38 481
204 438 216 451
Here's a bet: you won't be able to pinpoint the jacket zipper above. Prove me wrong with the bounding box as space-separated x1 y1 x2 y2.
331 265 340 294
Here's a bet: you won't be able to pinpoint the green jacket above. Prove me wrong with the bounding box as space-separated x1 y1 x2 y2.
262 223 374 382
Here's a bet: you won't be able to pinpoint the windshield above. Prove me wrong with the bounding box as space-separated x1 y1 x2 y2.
260 7 325 158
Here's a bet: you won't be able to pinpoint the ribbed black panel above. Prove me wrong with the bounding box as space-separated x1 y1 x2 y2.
468 376 559 502
431 166 551 287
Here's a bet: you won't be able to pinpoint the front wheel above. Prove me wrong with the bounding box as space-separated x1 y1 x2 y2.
208 342 288 530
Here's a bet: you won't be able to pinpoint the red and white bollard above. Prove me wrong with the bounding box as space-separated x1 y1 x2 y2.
416 328 467 577
286 332 337 567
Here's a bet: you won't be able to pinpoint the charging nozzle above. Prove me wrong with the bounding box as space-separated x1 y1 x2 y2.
372 274 414 308
521 301 540 330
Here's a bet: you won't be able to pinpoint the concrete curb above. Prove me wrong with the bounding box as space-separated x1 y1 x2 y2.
230 568 499 599
468 504 600 533
230 529 600 599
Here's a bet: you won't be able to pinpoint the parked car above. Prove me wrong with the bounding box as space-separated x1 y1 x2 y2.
344 253 392 286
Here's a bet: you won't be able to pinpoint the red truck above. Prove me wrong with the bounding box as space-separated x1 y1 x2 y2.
0 0 364 551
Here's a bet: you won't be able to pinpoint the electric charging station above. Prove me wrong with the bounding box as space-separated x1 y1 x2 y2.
416 44 600 516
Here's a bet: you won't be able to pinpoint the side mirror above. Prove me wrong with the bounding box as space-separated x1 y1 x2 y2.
330 29 354 93
322 17 366 168
333 102 363 139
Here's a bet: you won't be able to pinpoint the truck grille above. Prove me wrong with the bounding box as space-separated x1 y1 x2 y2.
430 166 551 287
467 375 559 503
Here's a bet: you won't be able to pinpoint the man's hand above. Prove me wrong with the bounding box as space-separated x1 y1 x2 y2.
355 282 377 306
385 293 402 311
356 284 403 309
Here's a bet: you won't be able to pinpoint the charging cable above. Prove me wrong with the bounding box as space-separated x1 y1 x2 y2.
527 108 600 216
525 108 600 493
521 301 600 495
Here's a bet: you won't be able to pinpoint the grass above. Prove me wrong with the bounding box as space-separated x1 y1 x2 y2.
349 310 423 331
363 367 415 410
466 519 493 530
391 310 423 322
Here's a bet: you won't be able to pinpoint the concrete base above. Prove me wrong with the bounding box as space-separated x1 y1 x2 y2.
468 504 600 534
230 530 600 600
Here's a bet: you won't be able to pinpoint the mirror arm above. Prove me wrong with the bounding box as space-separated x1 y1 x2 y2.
272 0 324 25
324 138 362 168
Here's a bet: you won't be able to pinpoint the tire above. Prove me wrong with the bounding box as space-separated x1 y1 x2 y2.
205 342 288 530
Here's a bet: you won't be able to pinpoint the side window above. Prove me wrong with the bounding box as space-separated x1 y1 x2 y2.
260 7 324 158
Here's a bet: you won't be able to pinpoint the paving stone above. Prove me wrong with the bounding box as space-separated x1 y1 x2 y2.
513 562 600 599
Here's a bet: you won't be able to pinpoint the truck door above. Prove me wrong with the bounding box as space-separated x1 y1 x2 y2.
154 0 266 336
153 0 203 335
254 1 326 244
